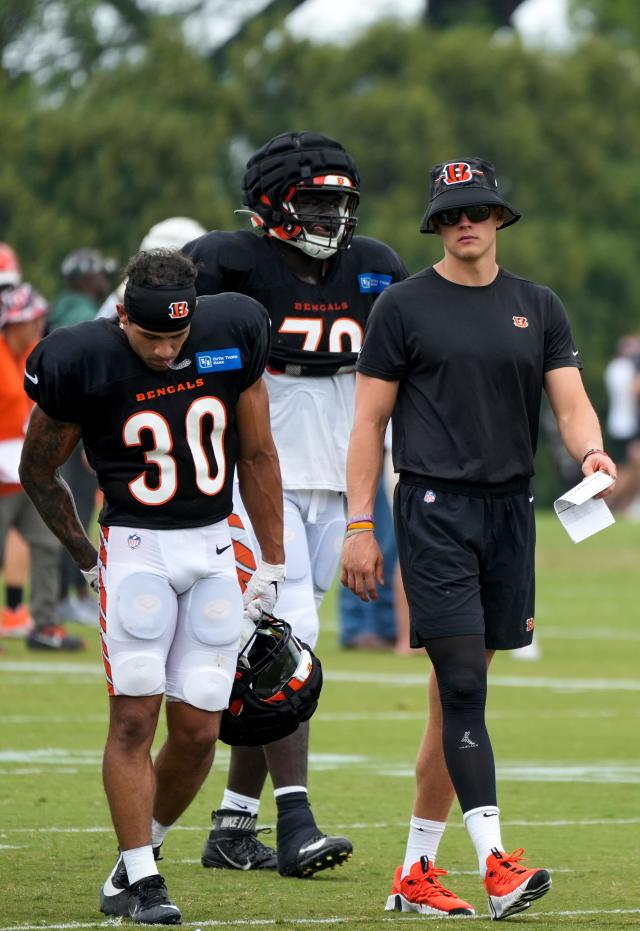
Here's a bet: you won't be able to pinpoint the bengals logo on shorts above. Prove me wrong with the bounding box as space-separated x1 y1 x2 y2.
168 301 190 320
513 316 528 328
526 617 535 632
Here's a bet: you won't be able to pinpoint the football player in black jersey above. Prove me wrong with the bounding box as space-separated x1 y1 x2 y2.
183 132 408 878
19 250 285 925
343 158 616 920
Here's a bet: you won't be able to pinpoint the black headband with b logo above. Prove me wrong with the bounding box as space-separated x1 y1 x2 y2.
124 281 197 332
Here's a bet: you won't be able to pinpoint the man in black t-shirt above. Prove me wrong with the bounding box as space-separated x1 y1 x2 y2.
342 158 616 920
19 250 284 925
183 131 407 879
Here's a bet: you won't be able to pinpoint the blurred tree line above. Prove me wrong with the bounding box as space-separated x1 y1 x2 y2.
1 0 639 502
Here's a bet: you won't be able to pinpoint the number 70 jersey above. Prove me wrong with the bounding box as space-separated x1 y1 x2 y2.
24 293 270 530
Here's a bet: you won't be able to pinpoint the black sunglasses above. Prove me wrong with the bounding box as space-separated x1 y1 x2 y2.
436 204 493 225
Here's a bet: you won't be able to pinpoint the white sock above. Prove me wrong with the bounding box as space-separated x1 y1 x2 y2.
273 786 307 799
463 806 503 877
221 789 260 817
122 845 159 885
402 816 447 878
151 819 170 849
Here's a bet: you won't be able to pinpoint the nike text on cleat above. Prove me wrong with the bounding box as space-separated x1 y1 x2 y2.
201 809 277 871
484 847 551 920
277 832 353 878
127 874 181 925
384 857 475 917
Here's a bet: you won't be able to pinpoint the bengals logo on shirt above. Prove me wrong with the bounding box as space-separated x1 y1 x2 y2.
512 316 528 328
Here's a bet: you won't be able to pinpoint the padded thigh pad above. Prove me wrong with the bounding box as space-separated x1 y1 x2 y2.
311 517 345 594
117 572 175 640
283 515 309 583
188 578 241 646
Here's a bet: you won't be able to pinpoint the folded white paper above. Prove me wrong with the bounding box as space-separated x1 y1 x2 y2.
553 471 615 543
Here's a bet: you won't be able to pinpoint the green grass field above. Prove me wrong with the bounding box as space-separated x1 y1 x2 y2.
1 512 639 929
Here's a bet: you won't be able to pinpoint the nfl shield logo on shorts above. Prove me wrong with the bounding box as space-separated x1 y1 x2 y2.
424 490 436 504
128 533 141 549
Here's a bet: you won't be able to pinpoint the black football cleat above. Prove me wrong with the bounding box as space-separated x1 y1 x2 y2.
201 809 277 870
128 874 181 925
278 832 353 878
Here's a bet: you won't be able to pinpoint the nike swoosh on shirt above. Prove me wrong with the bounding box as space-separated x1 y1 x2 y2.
572 350 579 356
25 370 38 384
216 544 232 555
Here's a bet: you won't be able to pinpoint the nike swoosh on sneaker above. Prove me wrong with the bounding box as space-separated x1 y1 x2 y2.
298 838 328 853
217 847 252 870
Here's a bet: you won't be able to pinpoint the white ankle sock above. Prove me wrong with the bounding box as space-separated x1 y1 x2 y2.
151 819 170 848
221 789 260 816
122 845 158 885
401 816 447 878
463 806 503 876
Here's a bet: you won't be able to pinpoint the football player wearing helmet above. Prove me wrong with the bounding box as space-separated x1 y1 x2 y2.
19 249 285 924
183 131 408 878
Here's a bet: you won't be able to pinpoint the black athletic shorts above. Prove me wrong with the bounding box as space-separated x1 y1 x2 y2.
394 475 536 651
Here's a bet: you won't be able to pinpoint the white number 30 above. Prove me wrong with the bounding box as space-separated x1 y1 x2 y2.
123 396 227 506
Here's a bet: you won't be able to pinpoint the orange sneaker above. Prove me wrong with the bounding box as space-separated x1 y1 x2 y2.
385 857 475 917
484 847 551 920
0 605 34 638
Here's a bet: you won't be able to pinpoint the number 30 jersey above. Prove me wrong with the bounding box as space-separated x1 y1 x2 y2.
183 231 408 490
24 293 270 529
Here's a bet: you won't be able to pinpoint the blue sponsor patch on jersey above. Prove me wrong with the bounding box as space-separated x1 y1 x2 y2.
358 273 393 293
196 348 242 373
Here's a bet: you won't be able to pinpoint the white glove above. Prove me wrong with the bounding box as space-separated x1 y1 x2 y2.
243 560 285 621
80 564 99 594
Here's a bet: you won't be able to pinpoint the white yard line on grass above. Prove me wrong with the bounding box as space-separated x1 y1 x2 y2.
2 661 640 692
3 908 640 929
3 816 640 835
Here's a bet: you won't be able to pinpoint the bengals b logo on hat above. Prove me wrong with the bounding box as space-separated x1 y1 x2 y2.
442 162 477 185
420 155 521 235
168 301 190 320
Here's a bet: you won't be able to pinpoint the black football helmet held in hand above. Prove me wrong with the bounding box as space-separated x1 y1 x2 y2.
239 131 360 260
219 615 323 747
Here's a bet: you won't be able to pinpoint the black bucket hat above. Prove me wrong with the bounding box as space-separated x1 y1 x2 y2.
420 157 521 234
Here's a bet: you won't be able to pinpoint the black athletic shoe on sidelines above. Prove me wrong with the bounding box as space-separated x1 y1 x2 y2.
26 624 85 651
277 832 353 878
201 809 277 870
99 846 163 917
127 875 181 925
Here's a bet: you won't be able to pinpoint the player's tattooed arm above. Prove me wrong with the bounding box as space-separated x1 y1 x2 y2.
19 407 98 570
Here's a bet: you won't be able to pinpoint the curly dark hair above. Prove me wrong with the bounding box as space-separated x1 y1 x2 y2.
123 249 198 288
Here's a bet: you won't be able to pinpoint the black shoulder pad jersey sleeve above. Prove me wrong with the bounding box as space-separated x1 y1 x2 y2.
24 297 270 529
184 230 408 376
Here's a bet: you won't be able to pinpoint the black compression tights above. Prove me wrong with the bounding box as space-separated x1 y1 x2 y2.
424 634 497 812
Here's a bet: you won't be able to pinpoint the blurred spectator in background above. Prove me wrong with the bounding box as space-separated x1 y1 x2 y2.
49 248 117 329
0 243 31 639
97 217 206 319
0 284 83 649
48 248 117 627
603 334 640 516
